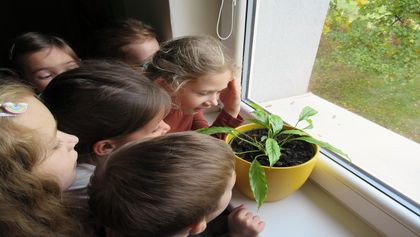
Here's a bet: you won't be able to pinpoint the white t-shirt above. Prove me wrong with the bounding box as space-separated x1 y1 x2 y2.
65 163 96 200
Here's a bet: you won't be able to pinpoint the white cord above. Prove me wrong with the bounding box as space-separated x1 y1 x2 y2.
216 0 236 40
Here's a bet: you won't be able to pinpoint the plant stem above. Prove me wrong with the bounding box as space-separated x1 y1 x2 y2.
235 149 261 155
232 131 265 151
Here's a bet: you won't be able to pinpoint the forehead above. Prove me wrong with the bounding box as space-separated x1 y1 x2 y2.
14 96 56 143
23 47 75 71
188 70 232 90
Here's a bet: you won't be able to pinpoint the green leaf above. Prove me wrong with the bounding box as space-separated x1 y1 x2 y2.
265 138 281 166
269 114 284 135
247 101 266 112
295 136 350 160
250 109 270 127
298 106 318 122
302 118 314 130
249 159 267 209
280 129 308 137
195 127 235 135
247 118 268 128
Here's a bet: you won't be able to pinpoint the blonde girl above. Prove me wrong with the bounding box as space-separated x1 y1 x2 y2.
145 35 243 134
0 81 84 236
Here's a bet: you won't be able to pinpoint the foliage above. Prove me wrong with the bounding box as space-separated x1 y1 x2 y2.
323 0 419 81
197 105 348 208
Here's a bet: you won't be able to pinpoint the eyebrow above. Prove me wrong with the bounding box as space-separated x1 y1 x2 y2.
30 60 77 74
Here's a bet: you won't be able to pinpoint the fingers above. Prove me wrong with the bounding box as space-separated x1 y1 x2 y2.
219 79 241 118
228 205 265 237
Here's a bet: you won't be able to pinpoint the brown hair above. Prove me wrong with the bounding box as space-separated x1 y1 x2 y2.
95 18 157 61
41 60 171 162
145 35 238 92
9 32 79 73
0 81 84 237
88 131 235 237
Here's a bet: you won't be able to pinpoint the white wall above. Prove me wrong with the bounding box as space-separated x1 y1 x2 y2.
248 0 330 102
169 0 220 38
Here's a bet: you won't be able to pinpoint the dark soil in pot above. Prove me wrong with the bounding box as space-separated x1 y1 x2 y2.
230 128 315 167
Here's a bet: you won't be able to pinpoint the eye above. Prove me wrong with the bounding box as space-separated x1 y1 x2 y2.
38 74 53 80
35 71 53 80
197 91 209 96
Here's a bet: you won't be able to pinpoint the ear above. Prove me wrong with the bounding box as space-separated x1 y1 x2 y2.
92 139 117 157
188 218 207 235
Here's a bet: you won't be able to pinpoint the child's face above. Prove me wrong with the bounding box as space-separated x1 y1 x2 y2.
21 46 78 92
16 96 78 191
122 37 160 65
111 108 171 148
206 171 236 222
176 70 232 115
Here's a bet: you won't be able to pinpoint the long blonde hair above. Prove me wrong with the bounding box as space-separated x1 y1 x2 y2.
145 35 238 92
0 81 84 237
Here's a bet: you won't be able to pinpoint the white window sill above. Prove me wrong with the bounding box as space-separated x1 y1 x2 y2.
230 175 381 237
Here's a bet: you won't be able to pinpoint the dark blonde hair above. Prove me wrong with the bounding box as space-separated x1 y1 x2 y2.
145 35 238 91
88 131 235 237
95 18 157 60
9 32 79 73
41 60 171 163
0 81 84 237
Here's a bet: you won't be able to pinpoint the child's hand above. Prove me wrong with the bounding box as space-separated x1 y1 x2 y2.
219 79 241 118
228 204 265 237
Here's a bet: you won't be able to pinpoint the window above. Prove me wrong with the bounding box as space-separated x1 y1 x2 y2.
235 0 419 235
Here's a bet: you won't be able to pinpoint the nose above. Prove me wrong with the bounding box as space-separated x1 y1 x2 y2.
161 121 171 134
57 131 79 150
205 94 219 107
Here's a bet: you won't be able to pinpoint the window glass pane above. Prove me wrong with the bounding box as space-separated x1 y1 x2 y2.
308 0 419 206
309 0 419 143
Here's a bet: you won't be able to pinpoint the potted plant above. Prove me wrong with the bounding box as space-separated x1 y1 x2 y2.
197 104 348 208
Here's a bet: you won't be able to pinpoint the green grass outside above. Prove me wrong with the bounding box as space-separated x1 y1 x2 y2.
309 37 420 143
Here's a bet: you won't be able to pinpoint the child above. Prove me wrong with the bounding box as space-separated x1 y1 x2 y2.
95 18 160 66
88 132 265 237
0 81 84 236
145 35 243 135
9 32 80 92
41 60 171 197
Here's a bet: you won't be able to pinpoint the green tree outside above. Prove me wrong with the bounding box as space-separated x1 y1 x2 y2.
310 0 420 142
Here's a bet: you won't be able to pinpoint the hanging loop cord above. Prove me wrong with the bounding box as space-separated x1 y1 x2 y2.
216 0 236 40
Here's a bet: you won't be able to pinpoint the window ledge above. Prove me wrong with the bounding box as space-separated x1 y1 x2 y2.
230 171 382 237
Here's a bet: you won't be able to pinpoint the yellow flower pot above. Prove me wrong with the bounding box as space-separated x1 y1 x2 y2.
226 123 319 201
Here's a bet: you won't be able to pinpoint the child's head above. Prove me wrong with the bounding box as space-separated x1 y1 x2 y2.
96 18 159 66
0 81 78 190
88 131 236 237
9 32 80 92
0 81 82 236
146 35 238 114
41 60 171 164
